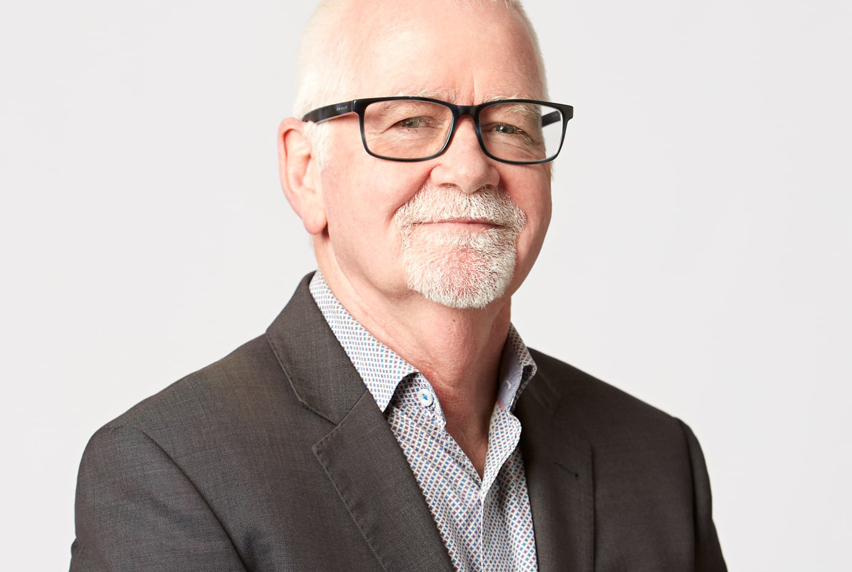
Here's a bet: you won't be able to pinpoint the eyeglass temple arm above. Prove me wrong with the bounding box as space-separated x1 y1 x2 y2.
302 101 354 123
541 110 562 127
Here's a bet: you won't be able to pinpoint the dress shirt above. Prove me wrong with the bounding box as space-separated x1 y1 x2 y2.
309 271 539 572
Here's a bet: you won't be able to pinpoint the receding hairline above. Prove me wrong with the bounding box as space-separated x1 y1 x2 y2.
294 0 547 115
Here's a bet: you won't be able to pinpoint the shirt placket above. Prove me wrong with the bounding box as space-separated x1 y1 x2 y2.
403 376 526 572
480 405 523 570
394 376 486 572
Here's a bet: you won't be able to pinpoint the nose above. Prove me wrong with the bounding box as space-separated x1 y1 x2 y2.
429 116 500 194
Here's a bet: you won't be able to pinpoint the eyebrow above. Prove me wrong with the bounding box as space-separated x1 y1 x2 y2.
481 92 523 103
390 87 457 102
387 87 537 105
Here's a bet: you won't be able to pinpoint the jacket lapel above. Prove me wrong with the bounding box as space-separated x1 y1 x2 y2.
314 392 455 572
266 275 454 572
517 366 595 572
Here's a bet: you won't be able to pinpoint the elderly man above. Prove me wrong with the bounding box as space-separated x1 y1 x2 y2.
71 0 726 571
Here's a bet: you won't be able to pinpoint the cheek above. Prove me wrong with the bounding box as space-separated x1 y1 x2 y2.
321 160 433 246
330 163 430 221
532 193 553 241
510 171 552 248
518 206 551 270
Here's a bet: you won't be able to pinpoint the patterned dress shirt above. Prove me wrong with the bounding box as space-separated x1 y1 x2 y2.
310 271 539 572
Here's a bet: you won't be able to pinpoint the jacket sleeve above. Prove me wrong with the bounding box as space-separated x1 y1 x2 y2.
678 420 728 572
70 424 248 572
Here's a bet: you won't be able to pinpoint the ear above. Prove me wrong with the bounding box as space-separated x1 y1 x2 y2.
277 117 327 235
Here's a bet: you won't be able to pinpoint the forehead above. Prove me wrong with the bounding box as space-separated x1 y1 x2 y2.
343 0 544 102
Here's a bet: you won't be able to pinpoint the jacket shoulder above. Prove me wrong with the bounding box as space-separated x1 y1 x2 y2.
523 349 728 570
527 348 680 434
101 335 288 433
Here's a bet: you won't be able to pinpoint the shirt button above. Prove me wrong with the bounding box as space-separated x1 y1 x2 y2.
418 388 434 407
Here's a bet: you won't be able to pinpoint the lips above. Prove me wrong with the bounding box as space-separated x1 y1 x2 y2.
423 218 501 226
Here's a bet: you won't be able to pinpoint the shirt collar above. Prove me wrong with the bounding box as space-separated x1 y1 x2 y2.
309 270 537 412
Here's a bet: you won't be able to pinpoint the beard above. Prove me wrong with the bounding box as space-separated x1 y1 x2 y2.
393 184 527 309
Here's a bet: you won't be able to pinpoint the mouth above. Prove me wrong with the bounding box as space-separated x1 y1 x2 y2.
416 218 502 230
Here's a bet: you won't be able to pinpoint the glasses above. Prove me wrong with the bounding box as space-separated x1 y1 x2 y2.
302 97 574 165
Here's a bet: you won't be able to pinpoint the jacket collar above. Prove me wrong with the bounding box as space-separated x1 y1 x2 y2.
266 273 367 424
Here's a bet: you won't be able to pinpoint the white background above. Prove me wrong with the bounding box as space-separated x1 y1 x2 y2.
2 0 850 569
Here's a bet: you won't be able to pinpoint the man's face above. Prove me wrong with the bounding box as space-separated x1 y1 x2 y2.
315 0 553 310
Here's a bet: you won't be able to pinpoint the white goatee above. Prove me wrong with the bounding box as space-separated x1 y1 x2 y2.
393 184 526 309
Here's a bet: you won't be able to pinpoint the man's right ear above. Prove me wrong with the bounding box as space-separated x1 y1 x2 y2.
277 118 327 235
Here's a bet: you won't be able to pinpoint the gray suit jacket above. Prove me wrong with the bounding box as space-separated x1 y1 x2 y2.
71 274 726 571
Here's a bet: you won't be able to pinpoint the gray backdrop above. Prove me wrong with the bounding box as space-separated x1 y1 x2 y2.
2 0 849 569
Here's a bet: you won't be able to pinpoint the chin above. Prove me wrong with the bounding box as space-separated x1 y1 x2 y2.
402 228 517 310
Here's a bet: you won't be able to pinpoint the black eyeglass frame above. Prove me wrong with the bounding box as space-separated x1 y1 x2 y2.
301 96 574 165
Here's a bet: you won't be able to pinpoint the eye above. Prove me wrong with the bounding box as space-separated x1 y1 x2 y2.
490 123 523 135
397 117 428 129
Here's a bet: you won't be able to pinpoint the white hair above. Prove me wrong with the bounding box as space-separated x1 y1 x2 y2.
293 0 549 170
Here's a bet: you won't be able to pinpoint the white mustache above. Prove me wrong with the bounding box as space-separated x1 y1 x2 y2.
394 184 526 232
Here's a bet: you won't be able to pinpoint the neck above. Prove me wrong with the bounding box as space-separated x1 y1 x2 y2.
317 251 512 476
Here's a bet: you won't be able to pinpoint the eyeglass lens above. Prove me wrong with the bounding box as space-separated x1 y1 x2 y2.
362 100 564 163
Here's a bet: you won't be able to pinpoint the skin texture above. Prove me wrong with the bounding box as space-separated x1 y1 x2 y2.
278 0 552 475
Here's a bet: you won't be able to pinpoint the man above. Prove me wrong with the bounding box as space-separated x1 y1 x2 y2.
71 0 727 570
